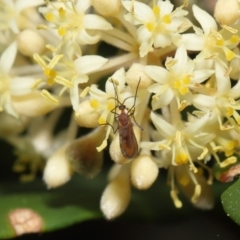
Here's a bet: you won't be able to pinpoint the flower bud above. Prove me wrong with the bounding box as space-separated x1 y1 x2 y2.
109 126 141 164
100 166 131 219
92 0 122 17
17 29 46 56
126 63 152 89
43 145 72 189
75 100 100 128
66 127 105 178
214 0 240 25
131 154 159 189
12 92 59 117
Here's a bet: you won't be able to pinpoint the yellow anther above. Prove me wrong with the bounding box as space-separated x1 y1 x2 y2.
58 7 66 18
225 49 235 61
31 79 42 90
170 190 182 208
55 76 73 88
96 139 107 152
80 87 90 98
191 184 201 203
220 156 237 168
44 68 56 78
41 90 59 105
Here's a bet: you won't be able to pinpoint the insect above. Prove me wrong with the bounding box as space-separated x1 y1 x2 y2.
109 79 142 159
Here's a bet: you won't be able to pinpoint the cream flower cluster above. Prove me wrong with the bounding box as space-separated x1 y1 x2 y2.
1 0 240 220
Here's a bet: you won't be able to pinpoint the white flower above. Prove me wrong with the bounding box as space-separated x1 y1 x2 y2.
193 62 240 130
39 0 112 55
182 5 240 66
0 0 44 36
140 111 213 173
122 0 191 57
33 53 108 111
0 42 36 117
144 45 214 110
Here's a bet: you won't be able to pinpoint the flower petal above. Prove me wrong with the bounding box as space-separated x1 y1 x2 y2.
192 69 214 83
122 1 154 23
75 0 91 12
74 55 108 75
84 15 112 30
16 0 44 12
192 5 217 35
182 33 204 51
144 66 169 83
215 61 230 95
151 111 175 137
0 41 17 73
10 77 36 95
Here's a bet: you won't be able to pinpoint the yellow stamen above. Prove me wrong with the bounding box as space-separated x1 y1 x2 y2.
55 76 73 88
90 99 99 109
170 189 182 208
80 87 90 97
44 68 56 78
41 90 59 105
158 143 171 150
96 139 107 152
37 24 47 30
58 7 66 18
162 14 171 24
191 184 201 203
220 156 237 168
31 79 42 90
48 55 63 69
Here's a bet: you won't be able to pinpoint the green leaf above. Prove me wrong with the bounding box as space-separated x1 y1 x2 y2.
221 178 240 225
0 175 104 239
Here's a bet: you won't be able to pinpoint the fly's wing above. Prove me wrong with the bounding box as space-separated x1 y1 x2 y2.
119 124 138 159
